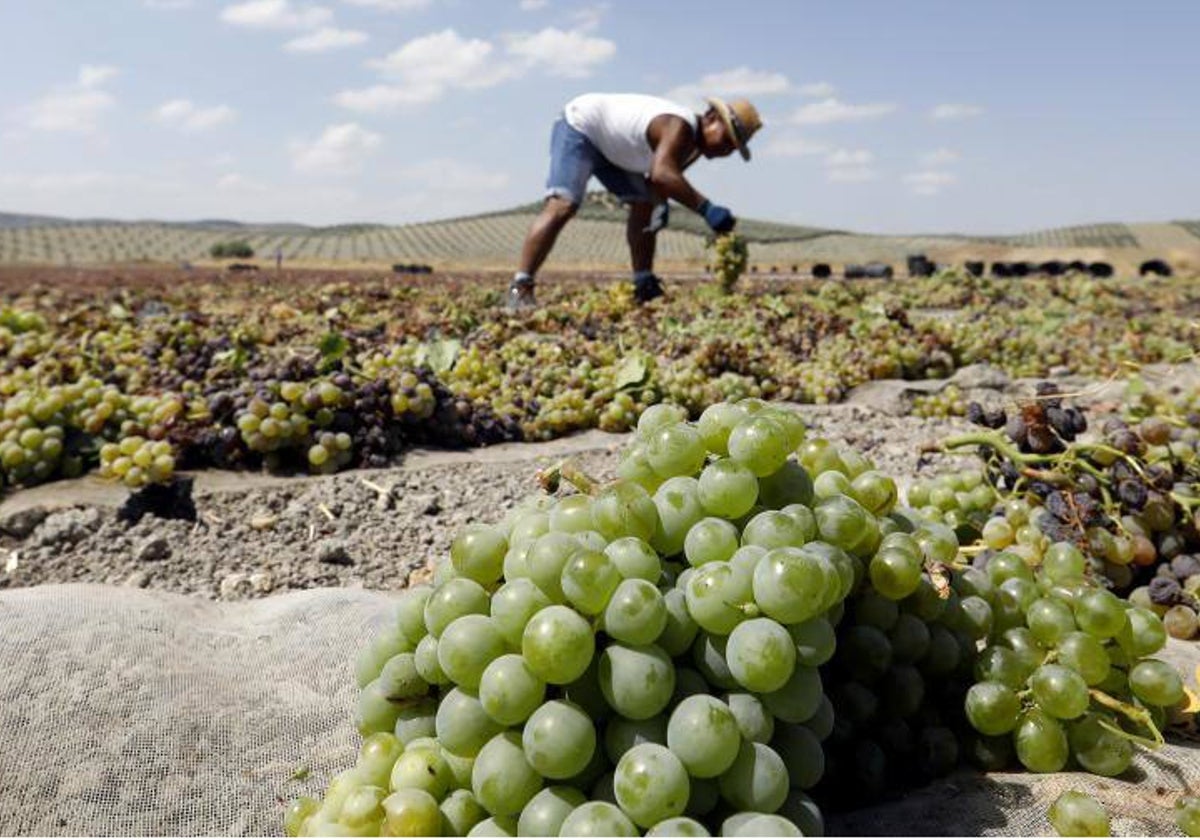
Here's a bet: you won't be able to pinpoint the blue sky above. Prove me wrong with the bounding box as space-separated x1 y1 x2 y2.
0 0 1197 234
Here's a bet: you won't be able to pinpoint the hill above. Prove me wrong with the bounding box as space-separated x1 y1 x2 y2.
0 197 1196 271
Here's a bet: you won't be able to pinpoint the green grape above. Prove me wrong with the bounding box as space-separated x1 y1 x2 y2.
1073 589 1128 639
850 470 897 515
890 613 932 665
604 536 663 582
1027 597 1077 647
647 422 707 477
645 816 712 836
1031 664 1090 720
605 715 668 764
638 403 689 438
414 635 450 686
436 688 503 758
740 510 809 549
517 786 587 837
599 643 676 720
771 722 825 790
658 588 700 656
778 789 825 838
1048 791 1111 837
393 697 437 746
614 743 691 827
394 585 432 645
653 476 707 557
490 579 552 648
728 415 791 477
684 517 741 566
854 589 900 631
1116 607 1167 658
339 785 387 832
604 578 669 645
558 802 639 836
437 614 505 690
837 624 893 683
987 551 1034 586
726 814 803 836
815 495 878 556
467 816 518 836
472 731 544 817
1067 713 1133 777
666 694 741 777
550 494 596 533
1128 659 1185 707
726 617 796 693
789 617 836 667
355 625 410 688
522 700 597 779
522 605 595 684
803 694 834 742
718 741 789 813
509 510 551 548
563 657 611 723
1057 632 1111 686
479 654 545 726
527 532 580 602
561 549 622 615
957 595 994 641
1042 542 1087 582
869 548 923 600
285 797 319 837
965 681 1021 735
751 547 828 625
451 524 508 585
381 789 441 837
441 790 487 836
389 743 452 798
354 732 403 789
698 401 750 455
1176 796 1200 837
762 664 823 724
424 578 490 637
355 680 402 735
686 561 752 634
1015 708 1069 772
593 480 660 543
757 460 814 509
726 692 774 743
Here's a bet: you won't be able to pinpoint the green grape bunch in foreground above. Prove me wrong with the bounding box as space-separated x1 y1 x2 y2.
284 400 1195 838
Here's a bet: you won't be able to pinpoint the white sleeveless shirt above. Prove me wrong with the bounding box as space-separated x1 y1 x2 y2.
563 93 696 174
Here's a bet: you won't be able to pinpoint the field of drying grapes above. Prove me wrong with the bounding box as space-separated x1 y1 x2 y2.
3 260 1200 837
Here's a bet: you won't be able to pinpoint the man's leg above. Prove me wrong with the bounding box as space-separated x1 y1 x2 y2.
626 201 656 274
518 197 578 277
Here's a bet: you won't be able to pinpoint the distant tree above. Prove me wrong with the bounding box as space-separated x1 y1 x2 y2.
210 240 255 259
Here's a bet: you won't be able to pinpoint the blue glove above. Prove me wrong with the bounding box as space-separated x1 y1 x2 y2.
644 202 669 234
698 199 735 233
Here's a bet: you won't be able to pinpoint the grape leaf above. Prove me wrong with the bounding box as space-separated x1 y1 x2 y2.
425 338 462 374
318 332 349 361
614 354 649 390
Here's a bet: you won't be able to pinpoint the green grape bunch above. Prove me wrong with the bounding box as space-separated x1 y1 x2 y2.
709 234 749 294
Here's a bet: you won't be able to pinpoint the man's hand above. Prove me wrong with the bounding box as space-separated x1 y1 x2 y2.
698 199 735 234
644 202 670 234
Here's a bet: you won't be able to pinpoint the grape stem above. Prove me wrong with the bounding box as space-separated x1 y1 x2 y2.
536 459 600 496
1088 688 1166 749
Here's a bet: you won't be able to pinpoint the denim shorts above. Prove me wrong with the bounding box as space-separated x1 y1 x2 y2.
544 117 653 206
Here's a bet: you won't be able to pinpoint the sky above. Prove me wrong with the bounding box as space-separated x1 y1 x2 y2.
0 0 1197 234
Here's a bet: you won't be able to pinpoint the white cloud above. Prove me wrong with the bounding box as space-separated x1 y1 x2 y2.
291 122 381 174
155 99 237 131
19 66 119 133
761 136 830 158
570 3 608 31
930 103 983 120
398 158 509 192
220 0 332 30
78 65 119 88
519 0 548 9
371 29 509 88
797 81 835 97
285 27 368 51
827 167 877 183
920 147 960 167
333 84 441 111
341 25 610 111
143 0 193 8
667 66 790 107
505 27 615 78
904 170 957 195
342 0 431 9
826 148 874 167
791 97 896 125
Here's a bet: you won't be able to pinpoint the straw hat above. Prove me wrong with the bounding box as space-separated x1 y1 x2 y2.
706 97 762 161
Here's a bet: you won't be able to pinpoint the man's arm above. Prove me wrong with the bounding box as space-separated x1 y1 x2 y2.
645 115 705 210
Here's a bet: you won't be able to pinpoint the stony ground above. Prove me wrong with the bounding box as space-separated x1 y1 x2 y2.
1 363 1191 601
